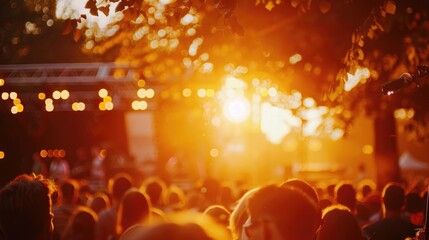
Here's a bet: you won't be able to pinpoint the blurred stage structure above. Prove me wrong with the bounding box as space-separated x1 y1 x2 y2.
0 62 158 180
0 62 159 112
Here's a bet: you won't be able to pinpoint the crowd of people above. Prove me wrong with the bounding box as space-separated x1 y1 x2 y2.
0 159 428 240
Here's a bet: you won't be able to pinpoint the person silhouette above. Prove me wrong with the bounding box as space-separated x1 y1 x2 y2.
0 173 56 240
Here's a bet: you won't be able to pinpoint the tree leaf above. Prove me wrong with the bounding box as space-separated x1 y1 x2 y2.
291 0 302 8
217 0 237 17
319 0 331 14
367 28 375 39
85 0 96 9
265 1 275 11
73 28 83 42
385 0 396 15
99 5 110 16
116 1 125 11
227 15 244 36
62 20 77 35
90 6 99 16
357 48 364 60
124 0 136 7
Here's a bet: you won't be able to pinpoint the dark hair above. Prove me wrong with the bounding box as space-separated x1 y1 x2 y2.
335 182 356 212
137 223 212 240
0 174 55 240
110 173 133 201
63 207 97 240
60 179 78 203
281 178 319 206
140 177 166 207
317 205 363 240
88 192 110 214
247 185 320 240
405 192 423 213
383 182 405 211
203 205 231 227
117 188 150 234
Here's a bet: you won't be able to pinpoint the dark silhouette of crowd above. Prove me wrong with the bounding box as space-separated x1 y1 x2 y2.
0 162 428 240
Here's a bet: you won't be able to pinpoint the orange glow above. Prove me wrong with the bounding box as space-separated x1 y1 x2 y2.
362 145 373 154
344 67 370 91
330 129 344 140
59 149 66 158
56 0 121 34
60 90 70 99
99 102 106 111
99 89 108 98
1 92 8 100
146 89 155 98
40 150 48 158
16 104 24 113
47 149 53 158
206 89 215 98
0 151 4 159
137 80 146 87
45 98 53 105
11 106 18 114
210 148 219 157
53 149 59 157
45 104 54 112
52 90 61 100
72 102 79 111
38 93 46 100
261 102 292 144
222 97 251 123
9 92 17 100
182 88 192 97
307 139 322 151
104 96 112 103
137 89 146 98
283 139 298 152
289 53 302 65
0 79 4 86
77 102 85 111
100 149 107 158
105 102 114 110
197 89 206 98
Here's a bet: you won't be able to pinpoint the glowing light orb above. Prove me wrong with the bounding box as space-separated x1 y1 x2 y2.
222 97 251 123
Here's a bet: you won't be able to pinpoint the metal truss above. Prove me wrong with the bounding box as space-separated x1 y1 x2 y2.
0 62 158 112
0 62 137 85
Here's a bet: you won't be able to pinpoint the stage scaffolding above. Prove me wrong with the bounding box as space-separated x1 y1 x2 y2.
0 62 158 112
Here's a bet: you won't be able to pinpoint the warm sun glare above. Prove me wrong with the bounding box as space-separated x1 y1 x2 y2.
55 0 121 31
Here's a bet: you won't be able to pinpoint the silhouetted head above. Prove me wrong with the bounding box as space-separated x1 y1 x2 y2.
335 182 356 212
117 188 151 235
382 182 405 212
136 223 213 240
281 178 319 207
317 205 363 240
203 205 231 227
88 192 110 214
64 207 98 240
0 174 56 240
246 185 320 240
140 177 166 208
405 192 423 213
60 179 79 204
109 173 133 201
229 188 258 240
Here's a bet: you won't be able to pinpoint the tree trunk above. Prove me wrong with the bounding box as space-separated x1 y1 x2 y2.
374 110 401 189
